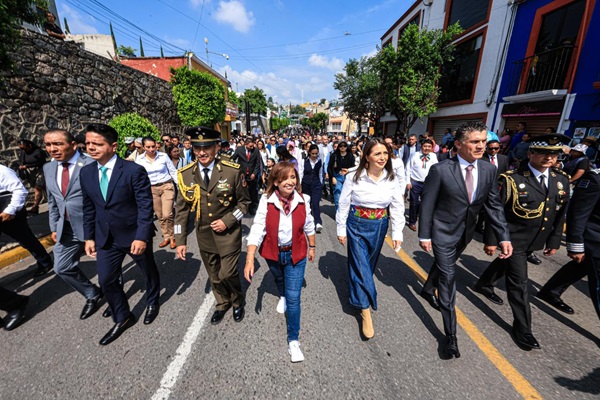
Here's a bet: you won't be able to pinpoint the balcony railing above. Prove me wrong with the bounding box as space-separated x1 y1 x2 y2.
507 45 576 96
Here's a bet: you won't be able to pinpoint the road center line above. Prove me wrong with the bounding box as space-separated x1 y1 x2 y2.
384 236 542 400
151 293 215 400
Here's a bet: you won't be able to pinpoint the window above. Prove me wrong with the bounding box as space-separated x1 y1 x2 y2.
399 13 420 37
438 35 483 104
535 0 585 52
447 0 490 31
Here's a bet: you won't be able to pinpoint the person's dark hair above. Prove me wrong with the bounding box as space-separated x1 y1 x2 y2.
266 161 299 197
408 133 417 139
276 145 294 161
518 121 527 128
86 123 118 144
142 136 156 146
455 121 487 143
353 138 394 183
75 133 86 145
487 139 500 146
257 139 266 150
170 134 178 139
166 145 179 159
46 129 76 143
161 133 170 139
18 139 36 148
422 139 433 146
308 144 319 155
545 127 556 133
444 128 452 134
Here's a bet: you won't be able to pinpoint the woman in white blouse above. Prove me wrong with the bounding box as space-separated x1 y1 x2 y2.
136 137 178 249
335 138 405 340
244 162 316 363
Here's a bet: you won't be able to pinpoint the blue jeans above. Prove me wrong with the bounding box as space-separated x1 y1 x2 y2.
266 251 306 342
346 212 388 310
333 173 346 211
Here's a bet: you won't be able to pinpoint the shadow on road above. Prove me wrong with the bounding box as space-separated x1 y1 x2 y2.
555 367 600 395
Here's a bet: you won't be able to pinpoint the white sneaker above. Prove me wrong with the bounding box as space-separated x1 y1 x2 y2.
276 296 287 314
288 340 304 363
315 223 323 233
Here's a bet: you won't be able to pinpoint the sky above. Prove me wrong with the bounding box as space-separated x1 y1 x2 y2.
56 0 414 105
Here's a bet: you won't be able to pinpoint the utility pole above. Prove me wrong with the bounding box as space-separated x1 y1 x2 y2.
245 100 251 136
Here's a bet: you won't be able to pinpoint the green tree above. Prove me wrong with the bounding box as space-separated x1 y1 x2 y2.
290 105 306 115
240 87 267 116
379 23 462 135
170 66 226 127
270 117 290 131
307 112 328 133
0 0 48 73
334 58 369 133
118 45 136 57
319 98 327 106
228 89 240 106
109 113 160 157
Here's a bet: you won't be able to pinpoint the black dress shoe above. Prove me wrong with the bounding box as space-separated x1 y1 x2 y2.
511 328 540 350
33 264 53 277
527 253 542 265
473 285 504 305
4 297 28 331
210 309 228 325
102 307 112 318
233 306 245 322
536 292 574 314
443 335 461 359
419 290 440 311
80 298 101 320
143 305 160 325
99 314 136 345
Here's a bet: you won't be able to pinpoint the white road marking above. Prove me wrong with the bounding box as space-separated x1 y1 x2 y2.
151 294 216 400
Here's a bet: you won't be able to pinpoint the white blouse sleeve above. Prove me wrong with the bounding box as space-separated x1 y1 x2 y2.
388 178 405 242
246 195 269 247
336 172 355 237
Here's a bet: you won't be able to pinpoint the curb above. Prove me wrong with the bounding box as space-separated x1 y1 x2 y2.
0 235 54 270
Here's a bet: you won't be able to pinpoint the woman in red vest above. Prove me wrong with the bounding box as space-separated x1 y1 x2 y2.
336 138 405 340
244 162 316 363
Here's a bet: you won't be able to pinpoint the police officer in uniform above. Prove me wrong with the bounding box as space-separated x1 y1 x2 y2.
474 133 571 350
538 168 600 319
174 127 251 324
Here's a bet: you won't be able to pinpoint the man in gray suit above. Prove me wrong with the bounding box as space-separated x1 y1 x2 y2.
43 129 102 319
418 122 512 359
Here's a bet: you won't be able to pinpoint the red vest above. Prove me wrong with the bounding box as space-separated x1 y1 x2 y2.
259 196 307 265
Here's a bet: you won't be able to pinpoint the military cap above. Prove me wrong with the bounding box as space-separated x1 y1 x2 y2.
527 133 570 153
184 126 222 146
220 139 231 148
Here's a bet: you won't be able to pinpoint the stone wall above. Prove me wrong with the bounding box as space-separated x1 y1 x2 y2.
0 30 181 168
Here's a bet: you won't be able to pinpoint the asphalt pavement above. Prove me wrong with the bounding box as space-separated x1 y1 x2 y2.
0 199 598 399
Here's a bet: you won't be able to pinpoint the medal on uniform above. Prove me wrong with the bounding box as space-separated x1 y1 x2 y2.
557 182 563 190
519 183 525 189
223 201 230 206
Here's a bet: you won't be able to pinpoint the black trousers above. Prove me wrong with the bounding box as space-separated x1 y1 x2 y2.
408 180 424 225
0 210 52 268
477 249 531 334
0 285 27 312
96 241 160 323
539 260 588 297
246 177 259 213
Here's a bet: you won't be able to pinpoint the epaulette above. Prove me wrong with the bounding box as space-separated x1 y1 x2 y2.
551 167 570 179
221 159 240 169
178 162 196 173
504 170 515 174
590 168 600 175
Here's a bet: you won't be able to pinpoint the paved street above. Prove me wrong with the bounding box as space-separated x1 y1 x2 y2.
0 199 598 399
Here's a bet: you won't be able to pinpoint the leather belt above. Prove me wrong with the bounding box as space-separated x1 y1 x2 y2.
152 180 172 187
279 245 292 252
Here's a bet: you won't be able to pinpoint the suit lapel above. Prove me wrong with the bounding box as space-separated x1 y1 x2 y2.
476 160 489 201
207 162 221 193
65 158 85 197
527 171 546 196
105 157 124 204
450 159 469 201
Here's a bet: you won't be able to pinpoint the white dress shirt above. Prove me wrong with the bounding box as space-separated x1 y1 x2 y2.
198 160 215 182
97 154 118 182
457 155 479 203
336 169 405 241
136 152 178 185
528 163 549 184
246 190 315 247
406 151 438 183
56 151 80 188
0 164 28 215
392 157 407 194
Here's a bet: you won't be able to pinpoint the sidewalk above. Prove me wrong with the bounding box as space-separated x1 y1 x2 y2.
0 203 53 269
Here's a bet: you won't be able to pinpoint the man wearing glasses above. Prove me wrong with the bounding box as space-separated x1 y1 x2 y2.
481 140 508 175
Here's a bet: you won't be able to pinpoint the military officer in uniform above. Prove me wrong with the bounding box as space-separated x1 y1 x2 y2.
174 127 251 325
474 133 571 350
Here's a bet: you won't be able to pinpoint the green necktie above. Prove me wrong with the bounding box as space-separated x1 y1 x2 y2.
99 165 109 200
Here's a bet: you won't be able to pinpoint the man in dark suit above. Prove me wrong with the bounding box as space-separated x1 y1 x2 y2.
81 123 160 345
401 134 421 167
475 134 570 350
232 136 261 214
418 122 512 359
43 129 102 320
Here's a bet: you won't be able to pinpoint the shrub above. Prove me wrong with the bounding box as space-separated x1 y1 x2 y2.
109 113 160 157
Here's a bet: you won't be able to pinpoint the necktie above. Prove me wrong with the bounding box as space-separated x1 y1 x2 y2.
539 175 547 193
421 155 430 169
247 150 251 161
99 165 109 201
61 162 70 197
203 167 210 187
465 165 474 204
491 156 496 166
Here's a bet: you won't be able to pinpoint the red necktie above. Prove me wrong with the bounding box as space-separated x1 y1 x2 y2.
61 162 70 197
247 150 250 161
491 156 496 166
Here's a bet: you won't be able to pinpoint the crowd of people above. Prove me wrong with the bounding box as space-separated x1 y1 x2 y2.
0 121 599 363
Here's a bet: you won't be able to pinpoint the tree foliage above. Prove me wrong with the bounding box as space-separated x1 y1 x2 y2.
109 113 160 157
302 112 328 133
228 89 240 106
1 0 48 73
379 23 462 135
240 87 267 116
170 66 226 127
118 45 136 57
289 105 306 115
270 117 290 131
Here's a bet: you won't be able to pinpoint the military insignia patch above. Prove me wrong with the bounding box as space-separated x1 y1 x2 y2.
523 171 531 177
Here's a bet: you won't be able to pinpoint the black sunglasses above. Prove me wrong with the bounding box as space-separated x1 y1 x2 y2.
488 147 500 151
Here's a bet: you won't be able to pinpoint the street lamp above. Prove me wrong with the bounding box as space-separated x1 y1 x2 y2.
204 37 229 66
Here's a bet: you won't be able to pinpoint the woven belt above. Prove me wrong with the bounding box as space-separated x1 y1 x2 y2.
351 205 388 220
279 245 292 252
152 180 172 187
